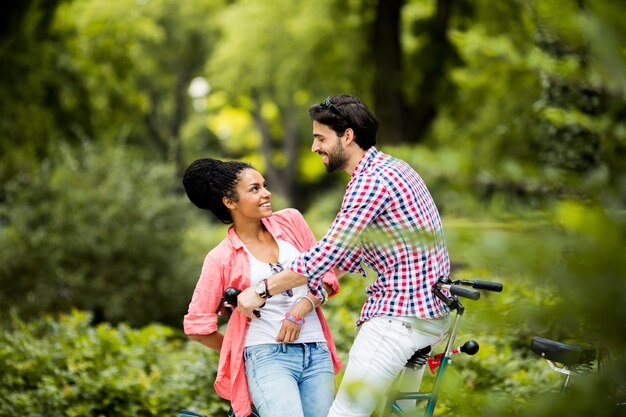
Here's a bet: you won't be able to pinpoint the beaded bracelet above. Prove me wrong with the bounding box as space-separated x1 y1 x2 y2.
284 312 305 325
297 296 316 312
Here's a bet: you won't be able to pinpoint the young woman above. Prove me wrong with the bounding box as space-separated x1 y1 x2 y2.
182 158 342 417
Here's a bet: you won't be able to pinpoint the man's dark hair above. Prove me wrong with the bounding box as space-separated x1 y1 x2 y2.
308 94 379 150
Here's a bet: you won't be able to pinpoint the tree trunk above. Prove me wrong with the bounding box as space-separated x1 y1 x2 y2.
281 105 300 206
371 0 406 145
408 0 454 142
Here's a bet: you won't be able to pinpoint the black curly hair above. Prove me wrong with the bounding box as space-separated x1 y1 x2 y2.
182 158 254 224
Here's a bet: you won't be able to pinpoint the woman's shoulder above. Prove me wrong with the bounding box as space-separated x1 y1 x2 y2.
270 208 308 228
273 207 303 220
203 235 237 265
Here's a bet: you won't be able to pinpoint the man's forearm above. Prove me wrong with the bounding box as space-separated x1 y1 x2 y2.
237 267 313 319
268 268 308 296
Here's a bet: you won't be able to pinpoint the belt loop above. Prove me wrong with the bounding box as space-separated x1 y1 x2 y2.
303 343 311 368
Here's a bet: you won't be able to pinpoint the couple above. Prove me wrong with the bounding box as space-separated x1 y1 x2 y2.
182 94 451 417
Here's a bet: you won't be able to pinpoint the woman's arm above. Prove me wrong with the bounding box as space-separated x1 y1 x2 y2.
188 332 224 352
275 292 321 343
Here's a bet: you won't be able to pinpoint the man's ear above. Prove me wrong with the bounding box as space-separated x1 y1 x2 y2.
223 196 236 210
343 128 356 146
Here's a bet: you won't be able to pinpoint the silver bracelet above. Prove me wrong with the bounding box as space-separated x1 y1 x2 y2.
297 296 316 312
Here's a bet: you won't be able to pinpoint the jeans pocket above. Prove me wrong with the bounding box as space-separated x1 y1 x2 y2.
244 344 282 366
314 342 330 354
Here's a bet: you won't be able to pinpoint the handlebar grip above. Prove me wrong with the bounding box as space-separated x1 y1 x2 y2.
470 280 503 292
223 287 262 318
223 287 240 306
449 284 481 300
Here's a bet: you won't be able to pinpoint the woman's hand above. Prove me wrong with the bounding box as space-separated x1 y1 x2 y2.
276 319 302 342
275 296 314 342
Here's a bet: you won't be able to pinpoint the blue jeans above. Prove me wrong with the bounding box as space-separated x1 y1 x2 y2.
244 342 335 417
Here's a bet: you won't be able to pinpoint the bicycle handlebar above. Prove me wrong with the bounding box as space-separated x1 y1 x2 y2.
433 277 503 308
448 284 481 300
457 279 503 292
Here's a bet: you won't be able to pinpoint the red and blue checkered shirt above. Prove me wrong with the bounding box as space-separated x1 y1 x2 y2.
287 147 450 325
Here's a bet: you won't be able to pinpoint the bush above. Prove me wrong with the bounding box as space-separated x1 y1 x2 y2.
0 142 201 326
0 310 229 417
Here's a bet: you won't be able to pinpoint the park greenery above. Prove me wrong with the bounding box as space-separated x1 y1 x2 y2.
1 0 625 416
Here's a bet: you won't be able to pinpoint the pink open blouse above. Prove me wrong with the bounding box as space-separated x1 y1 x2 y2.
184 209 343 417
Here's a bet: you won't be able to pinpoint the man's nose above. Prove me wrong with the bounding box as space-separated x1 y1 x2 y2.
311 141 319 153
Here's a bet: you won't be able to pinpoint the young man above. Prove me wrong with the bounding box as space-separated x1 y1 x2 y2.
237 94 451 417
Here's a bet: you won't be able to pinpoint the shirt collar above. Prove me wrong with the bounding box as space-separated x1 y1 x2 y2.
225 215 284 250
352 146 380 177
226 226 243 249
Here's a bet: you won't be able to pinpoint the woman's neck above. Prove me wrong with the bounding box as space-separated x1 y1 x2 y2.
234 220 279 263
233 219 266 243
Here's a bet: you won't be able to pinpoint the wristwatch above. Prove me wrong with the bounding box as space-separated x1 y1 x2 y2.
255 278 272 299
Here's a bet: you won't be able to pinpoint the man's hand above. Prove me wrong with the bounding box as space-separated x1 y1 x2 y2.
237 287 266 319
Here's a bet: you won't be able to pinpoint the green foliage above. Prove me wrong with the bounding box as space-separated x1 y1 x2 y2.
0 142 198 326
1 0 625 415
0 0 227 189
0 0 71 183
0 310 228 417
52 0 226 164
207 0 366 102
440 202 626 416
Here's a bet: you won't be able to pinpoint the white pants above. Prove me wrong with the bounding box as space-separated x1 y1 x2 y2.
327 315 450 417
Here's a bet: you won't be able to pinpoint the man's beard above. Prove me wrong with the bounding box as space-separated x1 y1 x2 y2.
324 140 348 173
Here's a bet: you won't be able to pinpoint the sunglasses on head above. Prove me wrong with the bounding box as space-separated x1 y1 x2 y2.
320 98 342 115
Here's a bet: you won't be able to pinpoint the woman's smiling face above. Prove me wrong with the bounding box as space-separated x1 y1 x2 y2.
225 168 272 220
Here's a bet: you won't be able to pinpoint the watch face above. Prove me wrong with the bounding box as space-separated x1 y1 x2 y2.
255 280 266 295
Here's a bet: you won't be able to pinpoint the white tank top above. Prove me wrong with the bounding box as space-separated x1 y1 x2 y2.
243 238 324 347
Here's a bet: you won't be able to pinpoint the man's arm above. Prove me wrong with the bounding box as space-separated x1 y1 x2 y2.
236 268 308 318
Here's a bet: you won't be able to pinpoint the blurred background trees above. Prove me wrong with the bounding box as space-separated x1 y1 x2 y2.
1 0 624 415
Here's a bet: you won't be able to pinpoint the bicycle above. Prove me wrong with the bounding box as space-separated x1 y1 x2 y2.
380 276 503 417
180 278 503 417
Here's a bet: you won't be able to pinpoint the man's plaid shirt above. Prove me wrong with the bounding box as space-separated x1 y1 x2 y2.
287 147 450 325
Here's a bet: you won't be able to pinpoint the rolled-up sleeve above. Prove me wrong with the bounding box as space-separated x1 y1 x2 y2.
183 252 224 335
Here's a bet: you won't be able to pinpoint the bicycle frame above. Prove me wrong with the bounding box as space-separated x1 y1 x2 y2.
381 277 502 417
382 299 465 417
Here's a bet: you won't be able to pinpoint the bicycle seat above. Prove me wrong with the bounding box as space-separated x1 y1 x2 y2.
531 336 597 366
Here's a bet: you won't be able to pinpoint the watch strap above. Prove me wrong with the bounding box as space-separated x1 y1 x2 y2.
256 278 272 299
